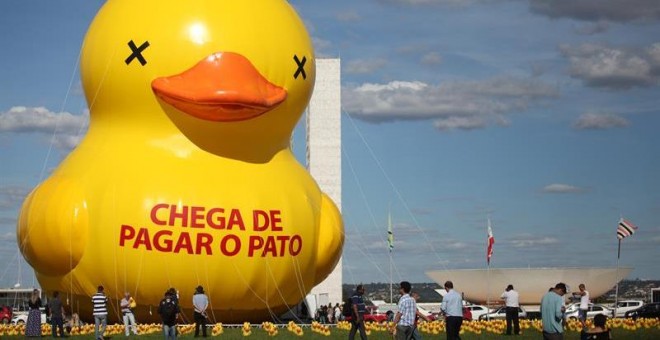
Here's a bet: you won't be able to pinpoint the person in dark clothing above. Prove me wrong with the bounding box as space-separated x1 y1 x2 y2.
348 284 368 340
159 289 180 340
26 289 42 337
48 291 66 338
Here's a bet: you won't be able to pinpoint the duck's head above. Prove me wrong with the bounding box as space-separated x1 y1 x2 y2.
80 0 315 159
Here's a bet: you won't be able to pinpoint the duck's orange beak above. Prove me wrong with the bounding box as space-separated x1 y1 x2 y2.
152 52 287 122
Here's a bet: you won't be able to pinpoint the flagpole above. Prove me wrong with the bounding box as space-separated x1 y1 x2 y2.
388 208 393 304
486 261 490 320
389 251 393 304
614 238 621 318
486 216 492 319
613 217 638 318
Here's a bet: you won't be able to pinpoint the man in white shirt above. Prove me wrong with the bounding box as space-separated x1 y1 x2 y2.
440 281 463 340
573 283 589 328
192 286 209 337
120 292 138 336
500 284 520 335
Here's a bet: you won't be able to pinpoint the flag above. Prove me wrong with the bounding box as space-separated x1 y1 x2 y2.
487 219 494 265
617 218 638 240
387 212 394 252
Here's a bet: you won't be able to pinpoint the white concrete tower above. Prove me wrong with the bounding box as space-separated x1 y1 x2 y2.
307 58 342 307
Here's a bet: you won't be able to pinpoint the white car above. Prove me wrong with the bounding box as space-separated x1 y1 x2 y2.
10 308 48 325
612 300 643 318
565 303 613 319
465 305 491 320
479 306 526 320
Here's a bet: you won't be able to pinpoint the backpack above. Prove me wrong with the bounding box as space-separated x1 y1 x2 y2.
342 296 353 317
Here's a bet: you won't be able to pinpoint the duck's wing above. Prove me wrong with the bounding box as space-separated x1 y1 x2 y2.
17 176 88 276
314 193 344 284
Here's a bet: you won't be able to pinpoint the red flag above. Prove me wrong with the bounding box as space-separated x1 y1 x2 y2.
487 220 494 265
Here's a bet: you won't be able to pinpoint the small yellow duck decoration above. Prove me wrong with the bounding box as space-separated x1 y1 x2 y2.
17 0 343 322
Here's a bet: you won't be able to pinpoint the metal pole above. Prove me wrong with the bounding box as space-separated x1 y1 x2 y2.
614 239 621 318
486 263 490 320
390 252 393 304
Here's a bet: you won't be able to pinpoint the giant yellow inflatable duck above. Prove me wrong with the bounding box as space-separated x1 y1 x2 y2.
17 0 343 322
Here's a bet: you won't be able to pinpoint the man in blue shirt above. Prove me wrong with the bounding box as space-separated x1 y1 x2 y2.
440 281 463 340
349 285 368 340
541 283 567 340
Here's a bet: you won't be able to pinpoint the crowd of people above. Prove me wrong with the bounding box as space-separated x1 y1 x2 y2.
345 280 612 340
314 302 343 324
346 280 458 340
22 285 207 340
22 280 613 340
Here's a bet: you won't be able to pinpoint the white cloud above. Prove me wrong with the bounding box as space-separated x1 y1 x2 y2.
0 232 16 241
530 0 660 23
572 113 629 130
421 52 443 66
560 43 660 89
0 106 88 151
509 234 559 248
336 10 361 22
345 58 388 74
0 106 86 133
574 21 610 35
0 186 30 210
433 116 488 131
343 77 558 130
377 0 484 7
542 183 587 194
312 37 333 57
397 43 430 55
444 241 469 250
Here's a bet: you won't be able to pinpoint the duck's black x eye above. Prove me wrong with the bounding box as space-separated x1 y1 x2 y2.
293 55 307 80
125 40 150 66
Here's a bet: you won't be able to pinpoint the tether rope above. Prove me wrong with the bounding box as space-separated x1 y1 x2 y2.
344 110 448 270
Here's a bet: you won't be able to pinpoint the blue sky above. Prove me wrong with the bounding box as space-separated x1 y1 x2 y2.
1 0 659 288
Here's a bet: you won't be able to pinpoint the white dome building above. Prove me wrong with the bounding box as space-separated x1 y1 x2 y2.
426 267 632 304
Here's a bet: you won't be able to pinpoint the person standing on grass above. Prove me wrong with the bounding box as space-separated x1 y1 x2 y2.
92 285 108 340
348 284 368 340
541 282 567 340
500 284 520 335
440 281 463 340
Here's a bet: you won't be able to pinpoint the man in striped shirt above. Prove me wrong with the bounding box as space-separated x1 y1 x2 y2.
92 285 108 340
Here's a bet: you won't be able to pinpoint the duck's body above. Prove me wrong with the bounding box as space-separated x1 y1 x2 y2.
17 0 343 322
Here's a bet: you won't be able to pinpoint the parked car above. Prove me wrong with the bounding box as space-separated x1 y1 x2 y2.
345 306 389 323
462 306 473 321
613 300 643 318
0 306 12 324
10 308 48 325
464 305 491 320
624 302 660 320
478 306 527 320
565 303 613 319
416 305 438 321
431 307 473 321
